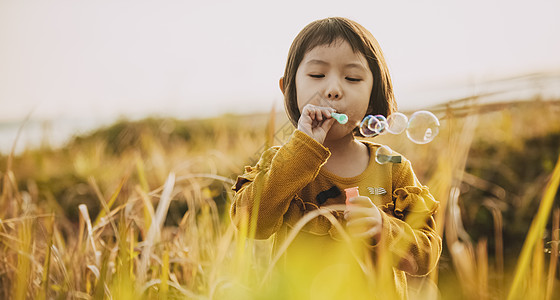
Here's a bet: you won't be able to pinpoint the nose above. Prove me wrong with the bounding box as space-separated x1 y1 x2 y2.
327 90 340 99
324 79 342 100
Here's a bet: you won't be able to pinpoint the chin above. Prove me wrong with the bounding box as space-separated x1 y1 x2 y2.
326 125 355 141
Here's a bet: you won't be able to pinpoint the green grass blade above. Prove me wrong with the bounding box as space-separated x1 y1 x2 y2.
160 250 169 300
92 176 127 227
507 153 560 299
37 214 55 300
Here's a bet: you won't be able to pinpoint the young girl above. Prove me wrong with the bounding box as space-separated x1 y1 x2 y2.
230 17 441 299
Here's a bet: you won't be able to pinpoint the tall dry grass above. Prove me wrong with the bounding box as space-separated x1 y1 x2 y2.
0 97 559 299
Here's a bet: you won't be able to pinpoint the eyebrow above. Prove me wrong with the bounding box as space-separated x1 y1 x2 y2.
305 59 367 71
306 59 329 66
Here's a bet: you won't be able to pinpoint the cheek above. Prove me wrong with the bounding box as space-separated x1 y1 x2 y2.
348 106 367 122
295 89 305 112
362 80 374 97
360 81 374 108
348 89 372 121
296 79 322 110
294 74 306 109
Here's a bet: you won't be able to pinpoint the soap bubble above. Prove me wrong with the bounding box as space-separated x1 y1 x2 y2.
359 111 440 144
375 145 393 164
406 111 440 144
359 115 388 137
359 115 377 137
371 115 388 134
386 112 408 134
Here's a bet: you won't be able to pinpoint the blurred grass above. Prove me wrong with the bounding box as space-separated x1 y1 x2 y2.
0 97 559 299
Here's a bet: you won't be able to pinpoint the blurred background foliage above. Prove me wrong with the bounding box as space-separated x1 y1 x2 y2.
0 97 559 299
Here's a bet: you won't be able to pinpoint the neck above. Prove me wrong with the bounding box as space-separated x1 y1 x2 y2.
321 133 370 177
323 133 359 156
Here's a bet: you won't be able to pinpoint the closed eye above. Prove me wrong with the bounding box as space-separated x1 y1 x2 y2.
309 74 325 78
346 77 362 82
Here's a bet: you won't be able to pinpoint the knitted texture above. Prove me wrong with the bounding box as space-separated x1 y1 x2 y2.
230 129 441 298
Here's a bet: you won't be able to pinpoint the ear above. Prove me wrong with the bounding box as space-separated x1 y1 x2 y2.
279 77 285 94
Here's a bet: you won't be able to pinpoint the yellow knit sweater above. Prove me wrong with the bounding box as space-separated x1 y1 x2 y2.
230 129 441 299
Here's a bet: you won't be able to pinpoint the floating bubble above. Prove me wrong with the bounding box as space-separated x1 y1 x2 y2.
359 111 440 144
371 115 388 134
375 145 402 164
359 115 377 137
386 112 408 134
358 115 389 136
359 115 387 137
406 111 440 144
375 145 393 164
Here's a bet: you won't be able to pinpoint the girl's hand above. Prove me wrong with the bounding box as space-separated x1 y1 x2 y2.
297 104 336 144
344 196 383 244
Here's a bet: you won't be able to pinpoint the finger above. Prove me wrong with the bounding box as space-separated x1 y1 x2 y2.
321 107 335 118
301 113 312 124
347 196 374 207
320 117 336 131
302 104 336 125
346 219 381 239
316 108 323 121
346 216 380 229
300 105 313 120
345 206 372 217
302 104 317 116
303 103 317 110
306 106 316 121
344 207 378 220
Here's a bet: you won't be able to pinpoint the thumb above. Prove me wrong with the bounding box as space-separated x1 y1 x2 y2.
321 117 336 131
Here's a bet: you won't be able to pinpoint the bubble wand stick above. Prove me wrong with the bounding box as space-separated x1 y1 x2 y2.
331 112 348 124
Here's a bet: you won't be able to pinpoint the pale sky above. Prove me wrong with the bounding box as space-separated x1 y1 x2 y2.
1 0 559 123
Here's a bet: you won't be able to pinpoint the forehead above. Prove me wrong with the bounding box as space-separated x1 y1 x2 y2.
302 40 367 63
301 40 370 70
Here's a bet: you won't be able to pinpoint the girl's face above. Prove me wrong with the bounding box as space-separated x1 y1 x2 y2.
295 39 374 139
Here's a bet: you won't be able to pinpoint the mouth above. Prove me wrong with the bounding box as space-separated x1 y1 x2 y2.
330 107 342 113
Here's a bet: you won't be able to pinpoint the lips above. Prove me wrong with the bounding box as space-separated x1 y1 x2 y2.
330 108 343 113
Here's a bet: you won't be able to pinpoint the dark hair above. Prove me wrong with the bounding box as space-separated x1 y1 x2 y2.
282 17 397 137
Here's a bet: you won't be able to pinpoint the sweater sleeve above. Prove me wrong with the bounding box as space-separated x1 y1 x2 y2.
230 130 331 239
375 158 441 276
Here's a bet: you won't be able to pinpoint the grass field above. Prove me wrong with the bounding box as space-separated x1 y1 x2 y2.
0 96 559 299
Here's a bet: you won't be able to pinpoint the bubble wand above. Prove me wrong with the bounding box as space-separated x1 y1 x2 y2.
331 112 348 124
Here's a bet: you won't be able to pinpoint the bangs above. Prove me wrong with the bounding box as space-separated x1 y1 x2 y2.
298 18 370 58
